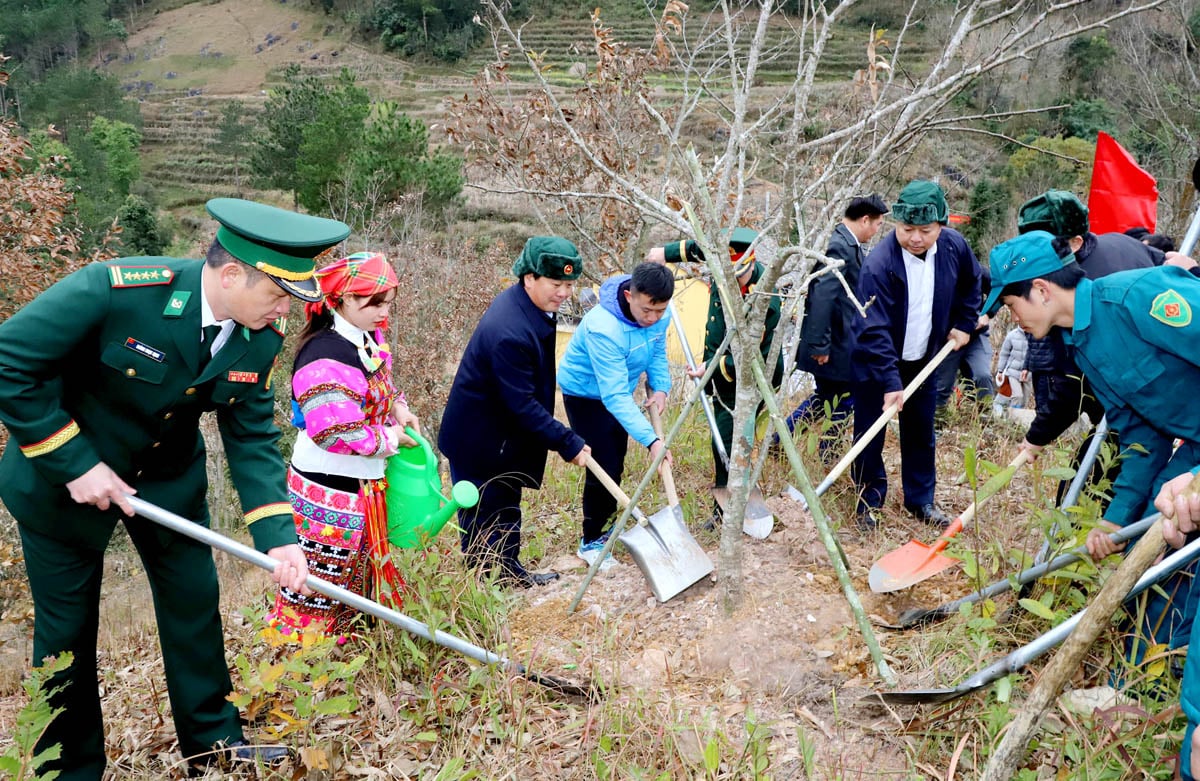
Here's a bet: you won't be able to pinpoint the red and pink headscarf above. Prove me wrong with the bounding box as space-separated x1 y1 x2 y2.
304 252 399 320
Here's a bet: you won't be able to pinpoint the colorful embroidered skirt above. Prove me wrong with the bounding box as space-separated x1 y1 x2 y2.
266 468 372 643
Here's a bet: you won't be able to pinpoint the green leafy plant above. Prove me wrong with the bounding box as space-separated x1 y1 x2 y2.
0 651 73 781
229 636 365 743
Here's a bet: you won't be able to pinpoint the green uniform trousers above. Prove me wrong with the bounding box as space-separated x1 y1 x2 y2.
21 508 239 780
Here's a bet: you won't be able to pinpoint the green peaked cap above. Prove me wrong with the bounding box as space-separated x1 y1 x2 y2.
512 236 583 280
206 198 351 302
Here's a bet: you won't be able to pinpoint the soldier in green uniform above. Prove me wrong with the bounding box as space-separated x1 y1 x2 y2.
648 228 783 506
0 198 350 779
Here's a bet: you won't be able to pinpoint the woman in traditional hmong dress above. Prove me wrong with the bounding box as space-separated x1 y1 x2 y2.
267 252 419 643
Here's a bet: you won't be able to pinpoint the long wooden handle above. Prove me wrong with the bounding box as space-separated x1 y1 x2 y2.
815 339 958 496
928 449 1032 556
980 470 1200 779
647 405 680 506
585 455 647 522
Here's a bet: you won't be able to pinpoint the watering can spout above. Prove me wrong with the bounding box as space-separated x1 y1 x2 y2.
385 427 479 549
423 480 480 537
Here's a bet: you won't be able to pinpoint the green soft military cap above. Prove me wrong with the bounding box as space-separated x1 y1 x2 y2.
891 180 948 226
511 236 584 280
206 198 351 303
1017 189 1089 238
983 230 1077 314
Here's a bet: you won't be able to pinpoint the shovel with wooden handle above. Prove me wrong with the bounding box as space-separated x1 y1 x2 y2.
786 339 958 508
585 456 714 602
647 404 684 512
869 449 1031 593
127 496 598 699
668 299 774 538
888 513 1158 628
877 529 1200 705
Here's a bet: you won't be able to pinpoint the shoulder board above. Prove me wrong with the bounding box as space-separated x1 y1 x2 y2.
109 265 176 288
270 316 288 337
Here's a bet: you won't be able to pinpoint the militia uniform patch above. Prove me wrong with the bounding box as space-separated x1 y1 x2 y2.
109 265 174 288
1150 289 1192 327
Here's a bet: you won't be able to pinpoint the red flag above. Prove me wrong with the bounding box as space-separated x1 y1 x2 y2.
1087 131 1157 234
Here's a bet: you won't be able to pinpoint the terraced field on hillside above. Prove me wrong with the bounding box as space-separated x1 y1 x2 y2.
120 0 934 203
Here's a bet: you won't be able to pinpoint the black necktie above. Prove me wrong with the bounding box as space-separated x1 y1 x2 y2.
201 324 222 367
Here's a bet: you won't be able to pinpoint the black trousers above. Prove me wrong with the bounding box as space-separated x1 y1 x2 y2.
563 394 629 543
851 360 938 512
449 466 528 577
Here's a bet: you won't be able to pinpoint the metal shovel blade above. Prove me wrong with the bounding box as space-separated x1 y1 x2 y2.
712 486 774 539
875 686 975 706
868 541 959 593
619 504 714 602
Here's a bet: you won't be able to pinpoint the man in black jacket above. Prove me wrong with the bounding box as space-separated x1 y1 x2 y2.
789 194 889 451
439 237 591 587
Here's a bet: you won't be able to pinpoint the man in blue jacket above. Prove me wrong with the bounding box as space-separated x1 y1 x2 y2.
439 237 591 588
850 180 981 531
559 262 674 568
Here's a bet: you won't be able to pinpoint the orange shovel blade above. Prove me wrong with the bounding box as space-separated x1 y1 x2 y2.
868 518 964 593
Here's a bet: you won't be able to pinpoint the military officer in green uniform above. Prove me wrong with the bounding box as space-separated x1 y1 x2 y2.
0 198 350 779
647 228 783 502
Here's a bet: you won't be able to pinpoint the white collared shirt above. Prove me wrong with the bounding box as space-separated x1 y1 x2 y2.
199 284 235 356
901 242 937 361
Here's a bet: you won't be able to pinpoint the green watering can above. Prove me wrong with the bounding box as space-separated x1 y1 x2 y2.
385 427 479 549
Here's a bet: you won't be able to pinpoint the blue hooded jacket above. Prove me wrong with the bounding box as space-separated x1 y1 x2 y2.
558 275 672 447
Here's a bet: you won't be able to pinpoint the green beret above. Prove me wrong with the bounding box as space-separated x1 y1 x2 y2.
511 236 583 280
890 180 948 226
1017 190 1089 239
207 198 351 303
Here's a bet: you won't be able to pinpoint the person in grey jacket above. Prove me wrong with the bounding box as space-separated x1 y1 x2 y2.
992 325 1029 417
787 195 889 449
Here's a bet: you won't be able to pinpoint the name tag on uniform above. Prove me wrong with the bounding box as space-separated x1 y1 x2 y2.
124 337 165 362
227 370 259 383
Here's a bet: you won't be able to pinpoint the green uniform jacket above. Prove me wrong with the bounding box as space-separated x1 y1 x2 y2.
1066 265 1200 527
0 257 295 552
701 262 785 402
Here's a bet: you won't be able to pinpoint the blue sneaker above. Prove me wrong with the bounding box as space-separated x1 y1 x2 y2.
577 535 616 571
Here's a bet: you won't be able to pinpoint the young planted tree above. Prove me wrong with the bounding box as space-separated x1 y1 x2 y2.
447 0 1165 673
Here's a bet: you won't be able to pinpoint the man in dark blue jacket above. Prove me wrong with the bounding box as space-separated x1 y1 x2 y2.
439 237 591 587
789 195 889 451
850 181 981 531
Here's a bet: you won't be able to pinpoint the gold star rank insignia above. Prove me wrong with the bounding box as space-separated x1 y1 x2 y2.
109 265 175 288
1150 289 1192 327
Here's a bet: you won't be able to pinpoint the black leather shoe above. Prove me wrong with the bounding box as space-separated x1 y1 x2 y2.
228 738 290 764
906 503 951 529
500 568 561 588
188 739 289 776
856 508 882 532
